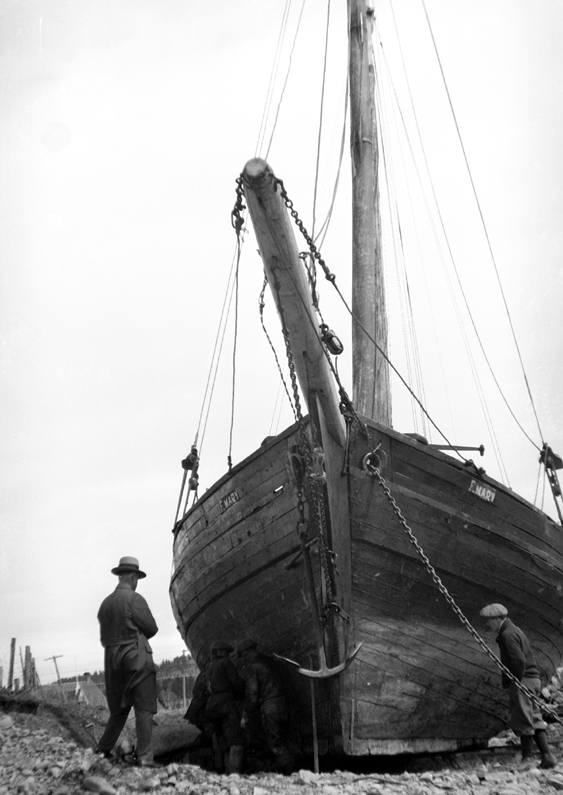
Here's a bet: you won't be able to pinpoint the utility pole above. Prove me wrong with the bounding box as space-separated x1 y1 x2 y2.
45 655 65 702
8 639 15 690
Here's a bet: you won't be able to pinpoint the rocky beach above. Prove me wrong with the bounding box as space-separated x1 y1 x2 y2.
3 702 563 795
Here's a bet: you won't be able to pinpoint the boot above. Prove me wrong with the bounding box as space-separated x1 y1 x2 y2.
272 745 295 775
228 744 245 774
211 734 225 773
535 729 556 769
520 734 535 760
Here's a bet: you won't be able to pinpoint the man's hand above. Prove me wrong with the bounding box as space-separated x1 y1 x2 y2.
240 717 248 728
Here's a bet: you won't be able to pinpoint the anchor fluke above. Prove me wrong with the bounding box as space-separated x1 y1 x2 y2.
274 642 363 679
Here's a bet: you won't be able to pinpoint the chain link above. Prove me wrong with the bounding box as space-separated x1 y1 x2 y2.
231 176 246 240
273 177 336 285
279 319 335 606
365 460 561 723
234 171 337 607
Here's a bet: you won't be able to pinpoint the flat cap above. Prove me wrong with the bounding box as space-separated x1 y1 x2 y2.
480 603 508 618
236 638 258 654
211 640 234 652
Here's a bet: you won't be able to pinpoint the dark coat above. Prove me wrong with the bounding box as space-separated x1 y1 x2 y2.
496 618 540 688
205 656 245 718
241 652 286 716
98 582 158 713
184 668 209 728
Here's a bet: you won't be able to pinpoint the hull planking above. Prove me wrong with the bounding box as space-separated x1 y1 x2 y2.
170 418 563 756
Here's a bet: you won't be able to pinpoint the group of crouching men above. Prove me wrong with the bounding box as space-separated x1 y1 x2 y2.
185 638 295 775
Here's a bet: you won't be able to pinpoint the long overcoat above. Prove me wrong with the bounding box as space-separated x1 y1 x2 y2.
98 582 158 714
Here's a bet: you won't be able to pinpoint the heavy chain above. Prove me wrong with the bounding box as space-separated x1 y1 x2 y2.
365 458 561 723
273 177 336 286
231 176 246 240
279 318 335 607
233 172 336 607
273 177 367 440
258 278 296 421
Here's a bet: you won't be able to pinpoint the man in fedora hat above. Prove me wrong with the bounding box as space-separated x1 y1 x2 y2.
480 603 556 768
96 556 159 766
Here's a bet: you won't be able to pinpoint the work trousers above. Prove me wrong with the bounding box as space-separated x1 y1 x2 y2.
508 677 547 736
97 707 153 761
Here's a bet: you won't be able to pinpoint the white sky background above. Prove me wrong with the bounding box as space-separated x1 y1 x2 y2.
1 0 562 685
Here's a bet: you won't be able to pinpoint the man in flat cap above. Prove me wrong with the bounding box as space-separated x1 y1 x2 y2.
480 603 556 768
205 640 245 773
96 556 159 766
236 638 294 774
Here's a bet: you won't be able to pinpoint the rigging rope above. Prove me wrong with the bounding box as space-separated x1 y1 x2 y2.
314 78 348 250
264 0 307 161
255 0 293 157
372 33 429 439
272 176 468 461
258 277 297 421
421 0 544 453
311 0 332 241
227 203 244 470
374 14 510 483
365 456 562 724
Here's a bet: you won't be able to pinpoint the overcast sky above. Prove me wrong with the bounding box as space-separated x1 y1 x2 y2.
1 0 562 686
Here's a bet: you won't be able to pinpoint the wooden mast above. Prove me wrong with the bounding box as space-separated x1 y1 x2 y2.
348 0 391 425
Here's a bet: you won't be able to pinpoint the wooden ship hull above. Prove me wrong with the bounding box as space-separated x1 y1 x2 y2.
170 414 563 755
171 1 563 758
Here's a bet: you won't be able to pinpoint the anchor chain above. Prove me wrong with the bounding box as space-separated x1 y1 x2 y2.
365 457 562 724
258 278 296 421
231 176 246 240
280 318 335 608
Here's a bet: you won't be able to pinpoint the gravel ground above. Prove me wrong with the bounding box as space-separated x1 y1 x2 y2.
2 703 563 795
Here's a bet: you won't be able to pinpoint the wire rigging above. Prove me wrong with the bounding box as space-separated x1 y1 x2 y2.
372 27 430 440
255 0 293 157
377 24 510 482
421 0 544 451
264 0 307 161
311 0 332 241
227 241 241 470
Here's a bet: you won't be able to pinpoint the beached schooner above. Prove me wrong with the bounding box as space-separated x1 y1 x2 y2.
170 0 563 757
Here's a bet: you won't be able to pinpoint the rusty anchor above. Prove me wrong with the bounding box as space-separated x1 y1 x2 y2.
275 521 362 678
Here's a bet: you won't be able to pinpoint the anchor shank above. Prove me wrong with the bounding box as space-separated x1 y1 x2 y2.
301 538 327 657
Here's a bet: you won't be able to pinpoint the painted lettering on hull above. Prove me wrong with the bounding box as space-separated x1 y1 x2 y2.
220 490 240 512
469 480 496 503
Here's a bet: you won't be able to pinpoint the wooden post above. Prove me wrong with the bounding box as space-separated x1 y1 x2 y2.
24 647 31 691
19 647 25 687
45 655 66 702
8 638 15 690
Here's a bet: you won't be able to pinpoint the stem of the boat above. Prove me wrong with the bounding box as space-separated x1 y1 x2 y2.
242 158 346 446
348 0 391 425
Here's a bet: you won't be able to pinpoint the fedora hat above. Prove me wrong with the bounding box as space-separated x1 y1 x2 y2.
111 556 147 578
